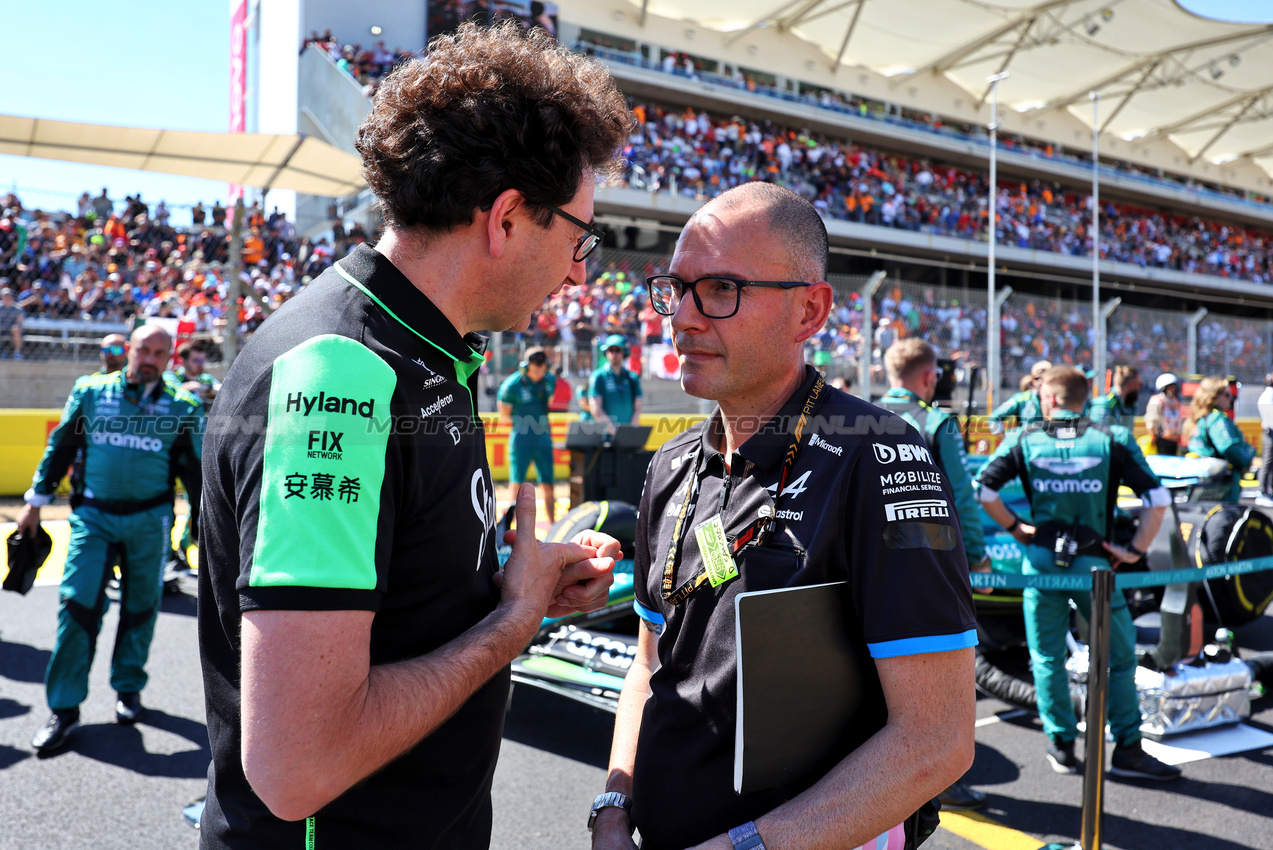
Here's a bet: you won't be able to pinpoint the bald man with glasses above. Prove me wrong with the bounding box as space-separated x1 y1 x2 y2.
590 183 976 850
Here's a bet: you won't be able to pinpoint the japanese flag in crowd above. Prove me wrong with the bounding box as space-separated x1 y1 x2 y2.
648 344 682 381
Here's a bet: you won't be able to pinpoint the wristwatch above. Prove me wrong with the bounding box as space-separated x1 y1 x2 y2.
1126 542 1145 558
587 791 633 831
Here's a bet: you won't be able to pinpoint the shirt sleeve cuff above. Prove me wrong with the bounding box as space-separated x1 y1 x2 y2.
24 489 52 507
976 485 999 503
633 598 665 625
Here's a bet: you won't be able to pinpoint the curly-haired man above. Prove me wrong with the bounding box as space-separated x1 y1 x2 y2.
198 22 634 848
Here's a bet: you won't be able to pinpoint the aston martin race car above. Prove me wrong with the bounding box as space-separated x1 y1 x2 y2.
510 458 1273 740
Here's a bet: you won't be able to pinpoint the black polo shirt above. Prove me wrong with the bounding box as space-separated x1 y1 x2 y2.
198 244 505 849
630 367 977 850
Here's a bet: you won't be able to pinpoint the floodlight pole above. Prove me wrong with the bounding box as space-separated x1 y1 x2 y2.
1091 92 1104 388
986 71 1009 413
223 198 246 365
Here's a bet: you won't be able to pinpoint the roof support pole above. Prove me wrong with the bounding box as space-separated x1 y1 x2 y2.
832 0 866 70
894 0 1072 83
1099 60 1159 133
1190 94 1260 163
779 0 827 30
976 18 1034 108
724 0 806 47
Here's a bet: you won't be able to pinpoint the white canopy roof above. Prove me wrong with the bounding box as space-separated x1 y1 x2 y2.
622 0 1273 176
0 114 366 197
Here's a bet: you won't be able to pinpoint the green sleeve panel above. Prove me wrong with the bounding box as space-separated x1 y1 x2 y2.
588 369 603 398
1209 413 1256 471
545 372 557 395
1088 393 1118 426
32 377 91 496
935 413 984 561
989 393 1024 422
250 335 397 590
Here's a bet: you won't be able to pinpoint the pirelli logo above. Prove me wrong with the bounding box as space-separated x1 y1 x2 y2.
884 499 950 521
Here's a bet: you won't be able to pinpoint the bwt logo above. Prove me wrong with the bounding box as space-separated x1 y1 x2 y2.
884 499 950 521
873 442 932 465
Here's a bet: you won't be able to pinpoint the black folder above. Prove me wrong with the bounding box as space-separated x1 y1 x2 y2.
733 581 863 794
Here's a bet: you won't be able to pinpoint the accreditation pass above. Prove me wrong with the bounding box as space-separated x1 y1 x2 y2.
694 514 738 587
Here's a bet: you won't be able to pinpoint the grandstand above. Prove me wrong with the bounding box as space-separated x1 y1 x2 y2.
4 0 1273 419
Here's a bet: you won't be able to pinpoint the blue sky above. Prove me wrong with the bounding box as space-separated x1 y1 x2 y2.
2 0 1270 227
1179 0 1273 23
2 1 230 226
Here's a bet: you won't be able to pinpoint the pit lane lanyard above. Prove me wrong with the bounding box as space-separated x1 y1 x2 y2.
661 375 824 606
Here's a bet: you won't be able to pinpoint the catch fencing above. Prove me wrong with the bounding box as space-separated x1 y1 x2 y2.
6 235 1270 416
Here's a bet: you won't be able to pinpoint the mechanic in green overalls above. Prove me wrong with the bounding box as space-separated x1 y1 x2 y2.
164 340 221 578
975 365 1181 781
1088 364 1142 427
16 324 204 754
497 346 558 525
880 338 988 810
988 358 1050 431
1185 375 1256 503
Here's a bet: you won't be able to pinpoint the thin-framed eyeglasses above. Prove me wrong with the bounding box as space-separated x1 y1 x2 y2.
551 207 606 263
646 275 812 319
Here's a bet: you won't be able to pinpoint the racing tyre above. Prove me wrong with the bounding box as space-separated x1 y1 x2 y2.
544 501 638 556
974 649 1037 712
1191 505 1273 626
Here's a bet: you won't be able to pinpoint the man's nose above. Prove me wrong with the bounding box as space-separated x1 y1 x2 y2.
565 255 588 288
670 290 706 333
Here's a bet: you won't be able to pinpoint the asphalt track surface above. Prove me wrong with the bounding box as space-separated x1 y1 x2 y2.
2 519 1271 849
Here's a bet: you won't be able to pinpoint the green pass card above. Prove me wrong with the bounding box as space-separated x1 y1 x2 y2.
694 514 738 587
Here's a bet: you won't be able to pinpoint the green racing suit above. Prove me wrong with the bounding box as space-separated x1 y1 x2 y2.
976 410 1169 747
26 371 204 710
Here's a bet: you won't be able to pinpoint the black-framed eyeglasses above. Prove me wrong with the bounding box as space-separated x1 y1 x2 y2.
646 275 813 319
551 207 605 263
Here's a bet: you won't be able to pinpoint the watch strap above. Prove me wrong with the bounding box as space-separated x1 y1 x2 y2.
729 821 767 850
587 791 632 831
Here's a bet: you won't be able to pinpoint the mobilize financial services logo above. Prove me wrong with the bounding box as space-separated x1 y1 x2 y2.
884 499 950 521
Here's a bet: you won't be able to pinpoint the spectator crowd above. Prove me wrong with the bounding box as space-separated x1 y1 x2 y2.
0 189 371 359
580 38 1272 212
619 98 1273 284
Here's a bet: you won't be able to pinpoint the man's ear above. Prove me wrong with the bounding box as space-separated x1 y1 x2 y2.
794 281 834 344
484 188 526 259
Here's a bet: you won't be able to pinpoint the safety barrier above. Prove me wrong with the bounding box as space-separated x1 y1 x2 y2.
971 554 1273 850
0 409 707 496
969 555 1273 591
